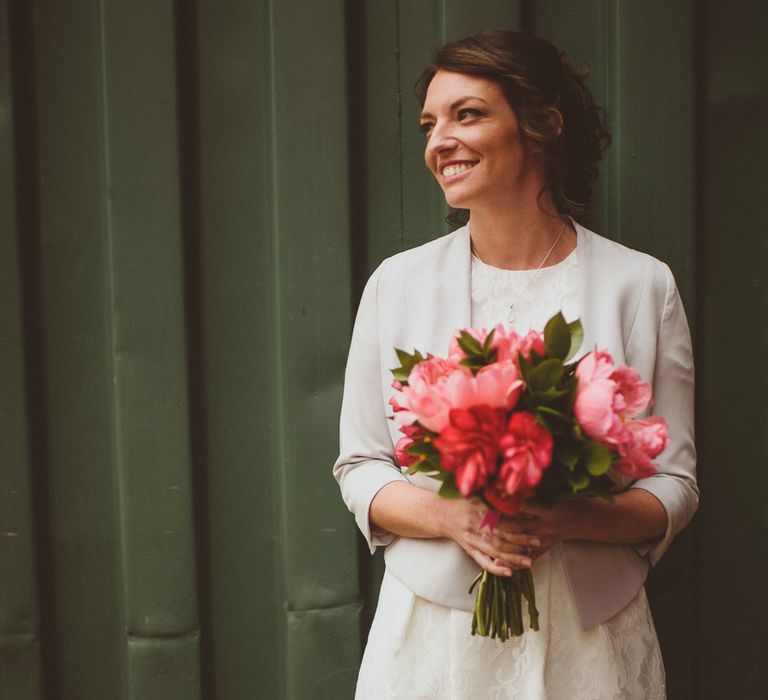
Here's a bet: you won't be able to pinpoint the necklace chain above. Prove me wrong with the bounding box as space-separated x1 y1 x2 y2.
471 218 567 325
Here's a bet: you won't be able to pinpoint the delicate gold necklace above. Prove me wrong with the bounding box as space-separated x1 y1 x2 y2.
471 218 567 324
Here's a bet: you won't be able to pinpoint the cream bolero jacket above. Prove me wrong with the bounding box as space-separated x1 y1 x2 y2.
333 220 698 630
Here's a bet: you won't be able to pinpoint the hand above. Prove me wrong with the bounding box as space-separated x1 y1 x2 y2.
440 497 541 577
511 502 569 561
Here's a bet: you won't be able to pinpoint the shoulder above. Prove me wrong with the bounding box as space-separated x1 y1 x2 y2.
577 222 673 296
378 225 468 277
362 226 469 302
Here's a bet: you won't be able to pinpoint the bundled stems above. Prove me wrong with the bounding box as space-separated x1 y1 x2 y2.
468 569 540 640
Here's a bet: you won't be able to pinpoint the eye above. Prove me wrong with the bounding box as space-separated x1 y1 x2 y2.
458 107 483 121
419 121 434 138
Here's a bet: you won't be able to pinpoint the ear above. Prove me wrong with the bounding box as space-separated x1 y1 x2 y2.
547 108 564 137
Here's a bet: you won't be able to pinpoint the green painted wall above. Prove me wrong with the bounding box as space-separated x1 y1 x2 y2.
1 1 765 698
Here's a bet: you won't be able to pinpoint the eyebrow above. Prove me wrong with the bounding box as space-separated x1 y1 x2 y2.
419 95 489 120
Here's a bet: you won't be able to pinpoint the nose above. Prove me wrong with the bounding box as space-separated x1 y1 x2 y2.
425 120 459 158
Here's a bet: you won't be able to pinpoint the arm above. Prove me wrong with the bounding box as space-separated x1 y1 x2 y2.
521 262 697 560
627 263 698 563
333 262 409 552
516 489 667 559
335 264 538 573
370 481 540 576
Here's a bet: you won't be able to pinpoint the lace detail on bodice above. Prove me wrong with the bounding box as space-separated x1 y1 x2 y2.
470 243 580 333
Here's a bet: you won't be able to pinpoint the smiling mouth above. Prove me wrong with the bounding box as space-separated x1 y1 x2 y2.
441 162 478 178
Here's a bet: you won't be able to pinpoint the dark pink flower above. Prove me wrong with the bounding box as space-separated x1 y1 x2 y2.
499 412 553 496
433 406 507 496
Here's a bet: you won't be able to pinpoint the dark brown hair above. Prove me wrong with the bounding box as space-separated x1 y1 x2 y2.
416 30 611 224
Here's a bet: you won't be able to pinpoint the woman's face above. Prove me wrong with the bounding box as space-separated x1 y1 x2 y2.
420 70 539 211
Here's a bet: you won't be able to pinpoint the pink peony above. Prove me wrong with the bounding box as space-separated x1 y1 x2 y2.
448 327 495 361
502 328 546 364
574 349 653 449
448 325 545 368
613 417 669 478
396 357 522 433
498 412 553 496
394 436 419 468
433 406 507 496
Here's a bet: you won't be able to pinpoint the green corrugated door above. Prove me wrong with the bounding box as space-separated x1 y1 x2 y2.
1 1 766 698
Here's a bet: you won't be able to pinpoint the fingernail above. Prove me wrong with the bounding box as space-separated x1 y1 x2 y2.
502 568 513 576
521 558 532 567
531 538 541 547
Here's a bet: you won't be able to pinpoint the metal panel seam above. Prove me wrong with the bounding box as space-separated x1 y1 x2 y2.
96 1 128 696
267 1 289 695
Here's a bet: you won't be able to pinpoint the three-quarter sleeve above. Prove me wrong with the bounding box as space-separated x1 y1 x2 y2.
333 261 408 553
629 263 698 564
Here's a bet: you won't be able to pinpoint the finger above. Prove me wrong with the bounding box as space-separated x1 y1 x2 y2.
469 548 525 576
493 553 533 570
491 529 541 548
473 536 533 570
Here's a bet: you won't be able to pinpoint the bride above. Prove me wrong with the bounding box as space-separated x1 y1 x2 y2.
334 29 697 699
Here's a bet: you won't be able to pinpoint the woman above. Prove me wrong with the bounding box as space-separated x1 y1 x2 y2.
334 30 697 699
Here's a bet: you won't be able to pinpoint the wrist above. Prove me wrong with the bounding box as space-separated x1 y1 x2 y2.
556 498 589 541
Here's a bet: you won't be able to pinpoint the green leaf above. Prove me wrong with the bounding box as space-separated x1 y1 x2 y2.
391 348 425 385
438 479 461 499
565 319 584 362
406 441 437 456
568 472 590 492
555 445 580 469
391 368 410 383
458 331 483 356
482 328 496 355
536 387 569 400
544 312 570 360
528 358 565 393
581 441 614 476
538 405 571 423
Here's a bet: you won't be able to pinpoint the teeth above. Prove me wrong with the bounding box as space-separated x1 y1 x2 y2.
442 162 475 177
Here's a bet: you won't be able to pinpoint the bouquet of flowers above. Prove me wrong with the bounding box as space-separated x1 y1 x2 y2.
389 313 669 640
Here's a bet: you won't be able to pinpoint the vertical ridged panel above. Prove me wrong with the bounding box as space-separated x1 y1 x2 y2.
348 0 402 273
397 0 448 247
269 2 360 697
442 0 521 40
607 7 697 696
606 0 696 300
99 2 201 697
31 0 124 695
0 1 43 697
191 0 283 697
696 1 768 697
528 0 609 234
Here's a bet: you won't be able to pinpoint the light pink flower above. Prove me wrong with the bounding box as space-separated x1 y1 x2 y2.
503 329 546 364
448 327 495 361
448 325 545 368
394 435 419 468
574 349 653 449
396 357 522 433
498 412 553 495
575 349 666 477
614 417 669 478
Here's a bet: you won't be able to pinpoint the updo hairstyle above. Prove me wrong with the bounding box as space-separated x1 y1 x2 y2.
416 30 611 221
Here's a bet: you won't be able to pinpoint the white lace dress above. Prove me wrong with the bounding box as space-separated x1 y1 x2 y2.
356 237 666 699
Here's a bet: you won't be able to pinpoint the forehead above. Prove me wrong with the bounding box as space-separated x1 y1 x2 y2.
422 70 506 111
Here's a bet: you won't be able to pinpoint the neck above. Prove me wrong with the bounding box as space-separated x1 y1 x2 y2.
468 193 576 270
